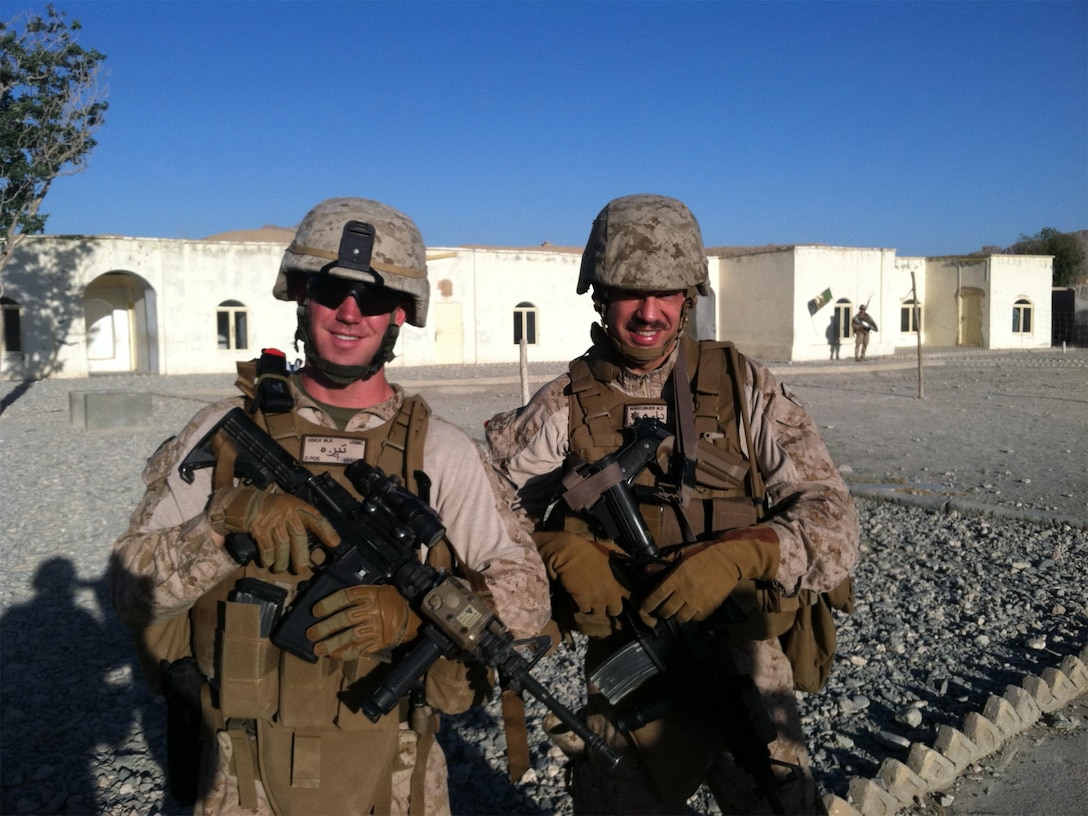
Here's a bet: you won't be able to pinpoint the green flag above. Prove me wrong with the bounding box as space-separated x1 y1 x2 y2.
807 288 832 316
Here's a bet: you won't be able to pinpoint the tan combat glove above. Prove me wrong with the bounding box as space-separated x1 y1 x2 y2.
641 527 781 623
535 530 630 637
424 655 494 715
305 585 422 660
207 485 340 573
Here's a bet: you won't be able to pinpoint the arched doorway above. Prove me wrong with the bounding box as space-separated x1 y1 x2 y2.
83 271 158 374
958 286 984 347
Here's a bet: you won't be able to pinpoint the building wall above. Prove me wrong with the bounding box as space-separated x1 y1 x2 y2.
716 248 795 360
0 234 1056 380
789 246 896 362
1052 283 1088 346
1 236 599 379
2 235 297 379
924 257 989 347
921 256 1051 350
892 256 928 348
4 236 96 379
716 245 906 363
986 255 1053 349
391 247 597 369
170 240 298 373
458 247 593 366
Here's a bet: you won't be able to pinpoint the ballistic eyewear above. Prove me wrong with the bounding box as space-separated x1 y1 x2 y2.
305 276 403 315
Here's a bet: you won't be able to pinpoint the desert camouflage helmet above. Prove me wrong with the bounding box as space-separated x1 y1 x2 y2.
275 197 430 327
577 194 711 297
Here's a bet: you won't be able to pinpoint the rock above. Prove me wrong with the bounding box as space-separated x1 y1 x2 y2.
874 730 911 750
895 707 923 728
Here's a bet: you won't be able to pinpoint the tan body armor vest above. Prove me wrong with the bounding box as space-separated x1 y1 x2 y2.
560 337 809 644
565 336 764 547
187 362 437 814
564 338 853 692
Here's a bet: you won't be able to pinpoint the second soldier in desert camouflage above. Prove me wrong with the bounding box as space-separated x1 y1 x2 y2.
487 193 860 815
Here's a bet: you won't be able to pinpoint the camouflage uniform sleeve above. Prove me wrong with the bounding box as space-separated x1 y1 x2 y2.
744 359 860 596
423 418 551 638
485 374 572 521
109 400 243 628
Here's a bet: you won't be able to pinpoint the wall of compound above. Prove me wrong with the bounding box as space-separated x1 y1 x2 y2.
789 246 897 362
715 248 796 361
0 234 1054 380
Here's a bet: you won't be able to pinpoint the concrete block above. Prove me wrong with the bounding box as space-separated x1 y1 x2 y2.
1059 654 1088 693
1003 684 1042 728
1042 666 1078 706
907 742 958 790
1022 674 1059 713
962 711 1003 759
933 724 978 771
876 757 928 807
69 390 152 431
846 777 901 816
822 793 863 816
982 693 1023 739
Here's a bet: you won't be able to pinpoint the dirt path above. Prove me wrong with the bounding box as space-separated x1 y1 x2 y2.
409 349 1088 527
782 352 1087 525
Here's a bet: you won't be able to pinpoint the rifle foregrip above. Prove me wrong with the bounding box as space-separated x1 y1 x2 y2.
362 628 448 721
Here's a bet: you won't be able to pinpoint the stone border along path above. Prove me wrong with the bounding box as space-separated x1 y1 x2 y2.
763 348 1087 815
824 647 1088 816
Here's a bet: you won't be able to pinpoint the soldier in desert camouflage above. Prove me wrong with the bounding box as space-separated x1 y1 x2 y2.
851 304 878 362
487 194 860 814
110 197 550 815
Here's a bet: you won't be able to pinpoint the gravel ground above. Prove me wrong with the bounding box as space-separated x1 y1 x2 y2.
0 348 1085 815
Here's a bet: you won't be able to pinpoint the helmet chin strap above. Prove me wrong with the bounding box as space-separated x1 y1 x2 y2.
294 302 399 385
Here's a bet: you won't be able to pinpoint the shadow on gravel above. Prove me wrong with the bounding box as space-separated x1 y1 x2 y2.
438 708 554 815
0 379 36 416
0 558 171 815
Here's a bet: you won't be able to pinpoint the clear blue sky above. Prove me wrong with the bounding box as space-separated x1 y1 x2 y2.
14 0 1088 256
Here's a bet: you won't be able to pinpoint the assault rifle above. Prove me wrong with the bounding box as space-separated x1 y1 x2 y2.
179 407 620 768
557 417 794 813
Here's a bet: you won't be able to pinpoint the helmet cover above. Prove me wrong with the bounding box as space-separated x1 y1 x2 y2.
275 197 429 327
577 194 710 297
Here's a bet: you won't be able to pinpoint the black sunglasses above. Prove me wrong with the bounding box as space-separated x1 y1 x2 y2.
306 276 403 315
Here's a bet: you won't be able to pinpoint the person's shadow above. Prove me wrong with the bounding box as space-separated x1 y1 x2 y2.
825 317 842 360
0 558 170 815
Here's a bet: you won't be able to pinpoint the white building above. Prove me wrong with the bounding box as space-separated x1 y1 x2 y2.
0 232 1053 380
709 245 1054 362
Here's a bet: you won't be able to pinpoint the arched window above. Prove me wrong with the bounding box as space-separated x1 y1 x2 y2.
900 298 923 333
1011 299 1033 334
513 301 538 345
217 300 249 350
1 296 22 354
834 300 853 341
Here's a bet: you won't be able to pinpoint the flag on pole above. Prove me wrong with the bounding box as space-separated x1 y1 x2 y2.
807 288 832 316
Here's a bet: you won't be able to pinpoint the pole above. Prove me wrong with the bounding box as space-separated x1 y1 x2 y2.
911 269 924 399
519 337 530 406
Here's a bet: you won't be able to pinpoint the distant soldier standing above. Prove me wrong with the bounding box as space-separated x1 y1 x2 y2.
488 194 859 814
851 304 878 361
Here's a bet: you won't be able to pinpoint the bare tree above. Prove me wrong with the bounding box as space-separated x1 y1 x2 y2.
0 4 109 292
